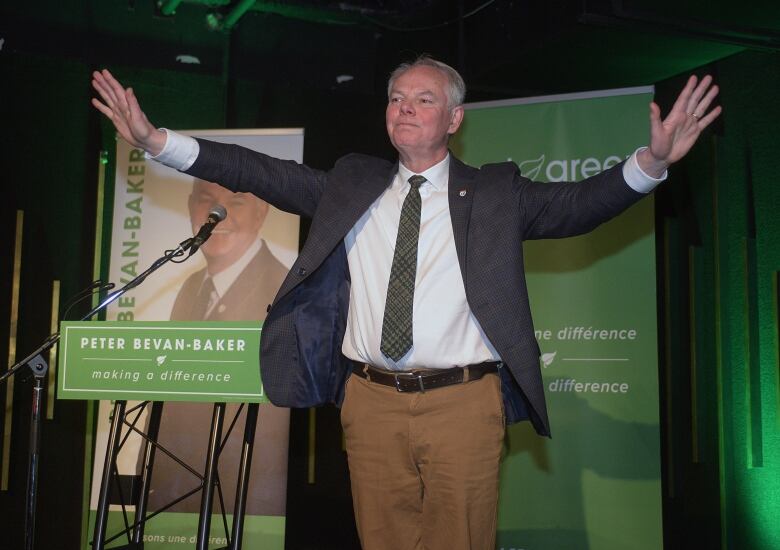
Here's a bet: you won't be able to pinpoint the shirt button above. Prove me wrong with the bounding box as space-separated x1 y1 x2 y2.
297 267 307 276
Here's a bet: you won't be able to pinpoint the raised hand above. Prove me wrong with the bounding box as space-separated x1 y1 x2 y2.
638 74 722 178
91 69 167 155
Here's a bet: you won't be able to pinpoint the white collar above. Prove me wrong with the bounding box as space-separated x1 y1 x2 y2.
205 237 263 298
398 153 450 191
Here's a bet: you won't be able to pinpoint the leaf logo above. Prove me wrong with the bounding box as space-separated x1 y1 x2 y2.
541 351 557 368
518 154 545 180
156 355 167 366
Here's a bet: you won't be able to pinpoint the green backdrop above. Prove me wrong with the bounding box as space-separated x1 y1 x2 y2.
453 87 661 550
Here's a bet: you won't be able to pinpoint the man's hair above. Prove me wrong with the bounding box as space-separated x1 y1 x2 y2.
387 55 466 110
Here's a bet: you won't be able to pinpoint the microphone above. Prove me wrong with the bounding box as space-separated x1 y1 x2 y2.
189 204 228 256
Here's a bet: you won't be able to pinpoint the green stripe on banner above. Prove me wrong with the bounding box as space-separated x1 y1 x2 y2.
453 87 662 550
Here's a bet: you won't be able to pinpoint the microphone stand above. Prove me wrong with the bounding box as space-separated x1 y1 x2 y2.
0 235 197 550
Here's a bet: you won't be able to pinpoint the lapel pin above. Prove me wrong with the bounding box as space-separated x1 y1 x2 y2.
459 189 467 197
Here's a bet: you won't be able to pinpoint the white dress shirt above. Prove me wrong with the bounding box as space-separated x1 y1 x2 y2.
152 130 665 370
341 155 501 370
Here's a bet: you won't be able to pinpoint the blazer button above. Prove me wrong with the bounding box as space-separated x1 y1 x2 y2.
297 267 307 276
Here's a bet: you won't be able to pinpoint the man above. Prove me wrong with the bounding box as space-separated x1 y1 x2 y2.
170 178 287 321
149 178 290 516
92 56 720 550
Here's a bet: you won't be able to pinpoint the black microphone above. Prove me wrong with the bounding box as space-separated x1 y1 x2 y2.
189 204 228 256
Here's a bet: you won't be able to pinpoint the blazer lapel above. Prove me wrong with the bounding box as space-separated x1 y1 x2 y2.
448 155 476 283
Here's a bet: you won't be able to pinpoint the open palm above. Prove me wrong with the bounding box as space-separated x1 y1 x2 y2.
91 69 166 155
647 74 721 169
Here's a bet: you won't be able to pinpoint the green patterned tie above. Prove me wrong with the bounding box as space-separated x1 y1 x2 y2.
380 174 426 361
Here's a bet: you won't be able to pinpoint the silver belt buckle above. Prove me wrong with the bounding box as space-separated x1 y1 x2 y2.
394 371 426 393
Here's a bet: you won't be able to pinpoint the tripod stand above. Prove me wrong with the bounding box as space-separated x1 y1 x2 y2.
1 234 199 550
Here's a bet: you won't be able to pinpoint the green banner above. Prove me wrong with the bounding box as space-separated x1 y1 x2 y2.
453 87 662 550
59 321 266 403
79 130 301 550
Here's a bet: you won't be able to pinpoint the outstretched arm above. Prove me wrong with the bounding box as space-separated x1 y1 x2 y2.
637 74 722 178
91 68 328 217
91 69 167 155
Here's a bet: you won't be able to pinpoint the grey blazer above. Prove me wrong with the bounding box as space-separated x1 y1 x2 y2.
185 140 644 436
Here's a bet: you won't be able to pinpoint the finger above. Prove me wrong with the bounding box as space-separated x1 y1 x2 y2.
126 87 143 116
649 101 663 129
696 105 722 129
91 97 115 119
686 74 713 115
92 72 123 113
92 97 134 143
101 69 130 113
92 70 117 101
91 72 116 106
126 88 153 130
650 101 669 141
669 75 698 116
648 102 669 154
692 85 719 118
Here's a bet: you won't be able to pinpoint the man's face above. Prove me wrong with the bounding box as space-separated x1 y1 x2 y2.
188 180 268 274
386 65 464 162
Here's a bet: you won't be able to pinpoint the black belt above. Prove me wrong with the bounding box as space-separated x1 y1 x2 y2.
351 362 500 393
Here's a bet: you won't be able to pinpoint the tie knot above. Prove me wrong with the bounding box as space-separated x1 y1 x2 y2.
200 276 215 294
408 175 426 189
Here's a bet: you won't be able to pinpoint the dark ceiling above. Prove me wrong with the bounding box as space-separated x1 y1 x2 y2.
2 0 779 101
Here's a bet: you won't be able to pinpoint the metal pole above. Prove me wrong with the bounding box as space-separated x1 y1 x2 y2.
229 404 258 550
24 371 45 550
132 401 164 544
92 400 127 550
224 0 257 30
196 403 225 550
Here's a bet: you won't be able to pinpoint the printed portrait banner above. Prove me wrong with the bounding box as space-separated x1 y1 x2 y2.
453 87 662 550
85 129 303 549
58 321 265 402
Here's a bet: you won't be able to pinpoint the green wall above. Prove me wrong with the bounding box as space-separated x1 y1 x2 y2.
658 51 780 549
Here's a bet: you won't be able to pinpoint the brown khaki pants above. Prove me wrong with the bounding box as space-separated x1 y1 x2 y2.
340 371 505 550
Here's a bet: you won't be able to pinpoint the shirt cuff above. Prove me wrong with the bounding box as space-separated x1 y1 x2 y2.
622 147 666 193
144 128 200 171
